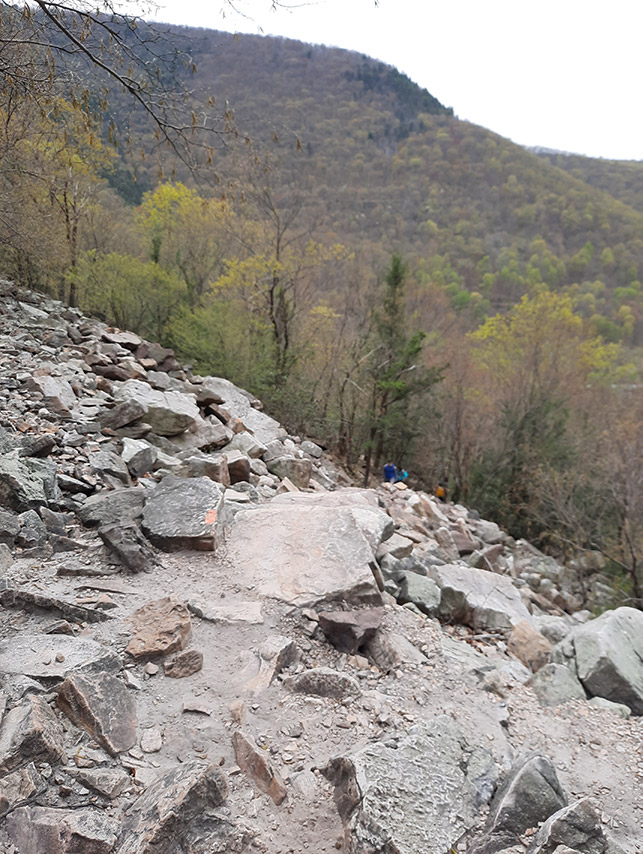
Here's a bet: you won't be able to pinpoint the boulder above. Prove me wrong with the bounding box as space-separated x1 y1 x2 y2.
318 607 383 654
142 476 225 551
118 761 233 854
74 766 133 799
266 455 312 489
120 438 158 478
166 417 232 452
115 379 200 436
88 450 131 484
98 523 158 573
507 621 552 673
552 607 643 714
0 456 51 511
225 449 251 484
223 431 268 459
526 663 586 707
15 509 47 549
99 399 147 431
365 629 426 672
7 806 119 854
0 634 121 681
587 696 631 718
226 499 386 607
323 716 497 854
163 649 203 679
0 762 47 818
397 573 441 616
0 695 65 774
0 508 20 545
28 375 77 416
527 797 612 854
126 597 192 660
57 672 138 755
232 730 287 805
430 564 532 631
376 531 414 560
193 376 282 445
301 439 323 458
77 488 146 526
287 667 361 699
174 453 230 486
471 753 567 853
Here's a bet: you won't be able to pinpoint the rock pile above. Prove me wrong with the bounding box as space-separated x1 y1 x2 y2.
0 282 640 854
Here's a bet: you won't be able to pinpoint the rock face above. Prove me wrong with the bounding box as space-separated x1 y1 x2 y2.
323 716 497 854
141 476 225 551
430 564 532 631
226 498 387 606
553 607 643 714
126 598 192 660
7 806 119 854
57 672 138 756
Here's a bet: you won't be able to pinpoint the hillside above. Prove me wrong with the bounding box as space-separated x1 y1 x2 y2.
103 26 643 342
0 282 640 854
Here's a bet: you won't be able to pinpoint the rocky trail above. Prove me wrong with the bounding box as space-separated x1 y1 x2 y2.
0 281 640 854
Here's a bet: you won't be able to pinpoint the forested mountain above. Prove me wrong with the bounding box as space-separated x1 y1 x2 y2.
104 26 643 344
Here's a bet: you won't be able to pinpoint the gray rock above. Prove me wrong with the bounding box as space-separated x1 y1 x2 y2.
527 663 586 707
266 455 312 489
223 431 268 459
77 488 146 526
167 417 232 452
553 607 643 714
174 453 230 486
533 615 571 645
0 509 20 545
0 695 65 774
98 399 147 431
301 439 323 458
318 607 383 654
226 500 384 607
397 572 441 616
142 476 225 551
163 649 203 678
28 375 77 416
0 762 47 818
120 438 158 478
376 531 414 560
472 753 567 853
366 629 425 672
118 761 233 854
7 806 119 854
225 449 251 484
115 379 200 436
99 523 158 573
16 508 48 549
287 667 361 699
0 634 121 681
88 450 131 484
57 672 138 756
74 766 133 799
430 564 532 631
195 376 282 445
323 716 497 854
587 696 631 718
0 455 50 510
527 797 611 854
0 586 110 623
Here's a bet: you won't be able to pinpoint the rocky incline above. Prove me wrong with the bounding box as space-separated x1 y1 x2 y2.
0 280 640 854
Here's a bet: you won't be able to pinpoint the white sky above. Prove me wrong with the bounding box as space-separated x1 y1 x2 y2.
147 0 643 161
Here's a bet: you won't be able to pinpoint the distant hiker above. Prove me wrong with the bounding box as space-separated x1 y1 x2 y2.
395 468 409 483
383 461 397 483
436 481 448 502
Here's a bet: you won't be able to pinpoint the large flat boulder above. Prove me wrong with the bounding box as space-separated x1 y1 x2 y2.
115 379 200 436
552 606 643 714
323 716 497 854
142 476 225 551
0 634 121 681
226 498 388 606
430 564 532 631
77 488 146 526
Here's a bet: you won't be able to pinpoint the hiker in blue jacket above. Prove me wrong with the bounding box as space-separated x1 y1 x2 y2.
383 461 397 482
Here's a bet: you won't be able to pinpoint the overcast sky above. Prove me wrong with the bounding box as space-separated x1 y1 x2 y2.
147 0 643 161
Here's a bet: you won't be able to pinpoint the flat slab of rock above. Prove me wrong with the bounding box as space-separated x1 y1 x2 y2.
0 696 65 774
323 716 497 854
188 598 264 625
226 499 389 607
430 564 532 631
115 379 200 436
527 663 586 707
232 730 287 805
118 761 232 854
0 585 110 623
142 476 225 551
7 806 119 854
57 672 137 756
0 634 121 681
126 597 192 660
163 649 203 678
552 606 643 714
